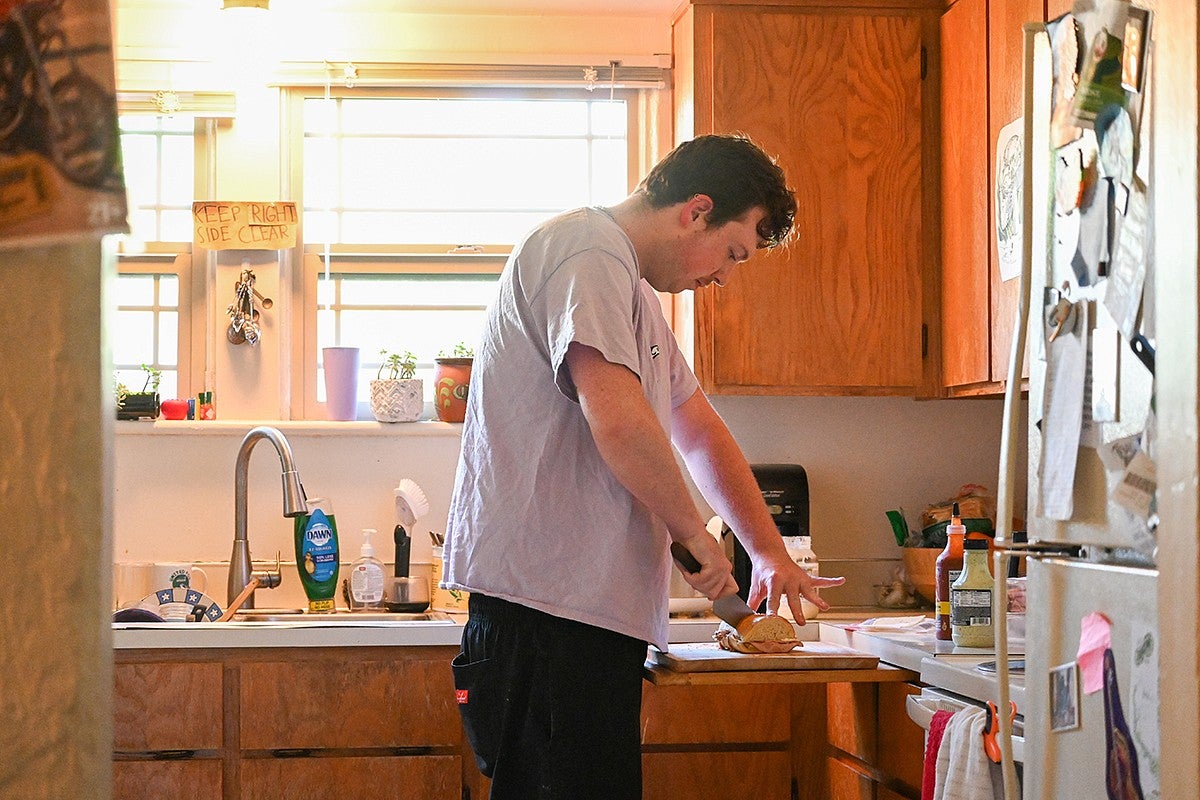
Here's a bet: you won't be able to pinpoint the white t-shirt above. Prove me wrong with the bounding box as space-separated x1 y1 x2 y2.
443 207 700 649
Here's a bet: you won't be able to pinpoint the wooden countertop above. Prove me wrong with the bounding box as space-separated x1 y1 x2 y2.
643 661 919 686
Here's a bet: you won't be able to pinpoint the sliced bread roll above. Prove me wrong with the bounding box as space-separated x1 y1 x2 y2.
714 614 803 654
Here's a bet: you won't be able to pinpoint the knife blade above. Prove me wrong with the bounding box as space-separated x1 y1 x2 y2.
670 542 755 630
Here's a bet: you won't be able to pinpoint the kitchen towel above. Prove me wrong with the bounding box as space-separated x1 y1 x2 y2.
922 709 954 800
933 706 1005 800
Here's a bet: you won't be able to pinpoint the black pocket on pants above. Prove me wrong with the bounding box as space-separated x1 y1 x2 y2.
451 652 502 778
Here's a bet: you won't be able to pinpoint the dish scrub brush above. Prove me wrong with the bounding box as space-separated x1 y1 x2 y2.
394 478 431 529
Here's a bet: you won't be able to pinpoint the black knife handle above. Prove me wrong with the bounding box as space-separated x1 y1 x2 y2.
670 542 702 574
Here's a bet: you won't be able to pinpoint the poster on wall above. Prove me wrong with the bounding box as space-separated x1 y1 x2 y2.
995 117 1024 282
0 0 128 250
193 201 298 250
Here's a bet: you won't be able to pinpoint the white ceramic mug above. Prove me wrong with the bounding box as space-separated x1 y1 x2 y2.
114 561 154 609
150 562 208 594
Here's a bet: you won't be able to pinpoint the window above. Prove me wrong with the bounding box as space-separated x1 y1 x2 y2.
301 92 632 245
119 115 196 244
112 115 204 404
112 269 180 400
291 87 639 418
313 271 497 404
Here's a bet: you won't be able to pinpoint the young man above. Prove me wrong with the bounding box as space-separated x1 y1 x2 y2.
444 134 845 799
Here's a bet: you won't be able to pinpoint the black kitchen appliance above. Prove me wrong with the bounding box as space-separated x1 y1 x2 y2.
733 464 809 606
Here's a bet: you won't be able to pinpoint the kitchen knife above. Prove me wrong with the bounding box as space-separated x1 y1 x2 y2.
670 542 755 631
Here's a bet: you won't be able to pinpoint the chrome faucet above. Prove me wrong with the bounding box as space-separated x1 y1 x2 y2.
229 426 308 609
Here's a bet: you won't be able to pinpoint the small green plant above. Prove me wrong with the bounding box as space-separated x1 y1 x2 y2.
114 377 129 409
139 363 162 393
438 342 474 359
377 349 417 380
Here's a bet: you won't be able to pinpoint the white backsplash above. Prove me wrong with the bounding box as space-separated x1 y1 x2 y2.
113 396 1025 610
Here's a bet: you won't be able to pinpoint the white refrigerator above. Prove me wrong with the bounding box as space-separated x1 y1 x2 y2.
1016 2 1161 798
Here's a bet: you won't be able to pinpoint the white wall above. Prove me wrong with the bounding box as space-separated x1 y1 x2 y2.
114 395 1025 609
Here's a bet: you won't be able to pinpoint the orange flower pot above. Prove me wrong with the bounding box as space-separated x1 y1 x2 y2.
433 357 473 423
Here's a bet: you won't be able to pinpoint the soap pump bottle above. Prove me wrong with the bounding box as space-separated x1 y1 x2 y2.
348 528 386 611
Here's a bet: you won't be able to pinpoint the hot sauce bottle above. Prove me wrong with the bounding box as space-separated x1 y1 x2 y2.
935 502 966 641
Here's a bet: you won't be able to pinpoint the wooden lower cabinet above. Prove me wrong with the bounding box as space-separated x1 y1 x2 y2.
828 755 876 800
113 647 466 800
115 648 923 800
643 752 792 800
113 759 222 800
639 678 923 800
641 683 793 800
825 682 924 800
239 755 460 800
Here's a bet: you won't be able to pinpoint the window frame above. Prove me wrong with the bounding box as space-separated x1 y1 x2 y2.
114 115 216 403
296 252 507 420
283 85 643 420
111 253 197 402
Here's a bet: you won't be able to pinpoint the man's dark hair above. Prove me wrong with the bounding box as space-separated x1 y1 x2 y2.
637 134 796 248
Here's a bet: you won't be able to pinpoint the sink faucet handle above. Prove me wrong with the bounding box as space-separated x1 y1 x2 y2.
251 551 284 589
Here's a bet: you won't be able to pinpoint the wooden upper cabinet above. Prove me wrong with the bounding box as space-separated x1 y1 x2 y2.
941 0 1046 394
988 0 1044 384
940 0 991 388
673 2 935 396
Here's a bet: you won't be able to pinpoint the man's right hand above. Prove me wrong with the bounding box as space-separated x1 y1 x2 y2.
670 533 737 600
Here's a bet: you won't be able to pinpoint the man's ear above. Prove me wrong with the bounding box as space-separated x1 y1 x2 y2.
679 193 714 227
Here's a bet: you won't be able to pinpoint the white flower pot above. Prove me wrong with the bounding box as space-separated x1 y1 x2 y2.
370 378 423 422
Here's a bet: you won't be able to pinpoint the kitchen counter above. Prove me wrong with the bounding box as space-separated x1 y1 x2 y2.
110 606 924 651
819 617 1026 710
111 613 734 650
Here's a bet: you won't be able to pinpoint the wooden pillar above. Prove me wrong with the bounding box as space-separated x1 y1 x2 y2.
1154 0 1200 794
0 240 114 799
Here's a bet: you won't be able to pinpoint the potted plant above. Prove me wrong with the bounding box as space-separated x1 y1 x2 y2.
433 342 474 423
116 364 161 420
370 349 423 423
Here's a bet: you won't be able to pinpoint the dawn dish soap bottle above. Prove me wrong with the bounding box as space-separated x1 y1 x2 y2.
348 528 386 611
294 497 340 613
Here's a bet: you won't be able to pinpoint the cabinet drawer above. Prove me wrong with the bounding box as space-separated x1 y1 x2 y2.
240 755 460 800
113 759 221 800
827 755 875 800
642 751 791 800
239 657 458 750
827 683 878 763
876 682 923 791
641 683 790 745
113 662 223 752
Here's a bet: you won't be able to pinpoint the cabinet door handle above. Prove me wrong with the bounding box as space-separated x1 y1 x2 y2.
269 748 314 758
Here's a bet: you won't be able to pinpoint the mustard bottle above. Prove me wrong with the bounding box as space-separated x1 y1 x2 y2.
950 538 993 647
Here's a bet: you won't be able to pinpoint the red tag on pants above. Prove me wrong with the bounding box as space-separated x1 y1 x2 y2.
456 689 469 704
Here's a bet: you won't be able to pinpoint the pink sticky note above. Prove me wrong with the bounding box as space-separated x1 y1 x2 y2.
1076 612 1112 694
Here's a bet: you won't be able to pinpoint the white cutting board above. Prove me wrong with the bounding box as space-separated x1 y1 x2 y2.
650 641 879 672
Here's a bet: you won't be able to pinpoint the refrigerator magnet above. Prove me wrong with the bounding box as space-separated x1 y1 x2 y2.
1050 661 1081 732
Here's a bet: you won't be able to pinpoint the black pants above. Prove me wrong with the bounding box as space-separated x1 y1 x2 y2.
452 593 648 800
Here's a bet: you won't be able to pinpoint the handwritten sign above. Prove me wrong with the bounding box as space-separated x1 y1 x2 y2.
193 201 297 250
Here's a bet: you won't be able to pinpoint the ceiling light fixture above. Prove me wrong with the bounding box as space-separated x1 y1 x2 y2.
222 0 269 10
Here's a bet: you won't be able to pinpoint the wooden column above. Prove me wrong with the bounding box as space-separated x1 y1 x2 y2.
0 240 114 799
1153 0 1200 794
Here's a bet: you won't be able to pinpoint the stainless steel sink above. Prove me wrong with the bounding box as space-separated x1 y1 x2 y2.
231 609 449 623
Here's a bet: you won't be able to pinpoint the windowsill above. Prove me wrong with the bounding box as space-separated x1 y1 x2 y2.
114 419 463 438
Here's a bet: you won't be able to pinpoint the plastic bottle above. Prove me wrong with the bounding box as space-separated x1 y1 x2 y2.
294 497 340 613
780 535 821 621
951 538 994 647
935 502 966 640
348 528 386 611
